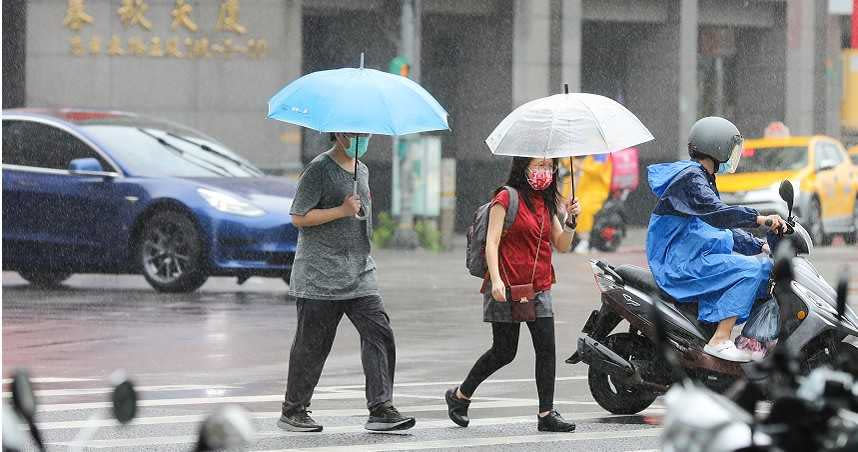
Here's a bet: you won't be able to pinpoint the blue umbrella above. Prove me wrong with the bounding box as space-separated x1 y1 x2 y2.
267 55 449 135
267 54 449 219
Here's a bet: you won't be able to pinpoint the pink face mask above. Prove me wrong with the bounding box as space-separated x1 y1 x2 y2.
526 167 554 191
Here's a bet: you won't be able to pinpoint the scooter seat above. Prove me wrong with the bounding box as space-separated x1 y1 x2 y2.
613 265 716 340
613 265 677 302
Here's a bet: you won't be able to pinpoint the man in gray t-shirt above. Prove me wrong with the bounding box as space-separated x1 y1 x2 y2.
278 132 415 434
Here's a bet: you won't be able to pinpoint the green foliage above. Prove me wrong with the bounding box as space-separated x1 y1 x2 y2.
372 212 397 248
415 219 442 252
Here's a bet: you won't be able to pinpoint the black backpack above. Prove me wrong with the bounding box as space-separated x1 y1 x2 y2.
465 186 519 278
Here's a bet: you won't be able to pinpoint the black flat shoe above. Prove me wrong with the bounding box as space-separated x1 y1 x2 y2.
445 387 470 427
538 410 575 432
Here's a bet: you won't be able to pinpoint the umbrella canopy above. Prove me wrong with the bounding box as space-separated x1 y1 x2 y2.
485 92 653 158
267 62 449 136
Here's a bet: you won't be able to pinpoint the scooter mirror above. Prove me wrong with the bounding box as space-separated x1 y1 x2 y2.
10 369 36 422
195 405 255 452
111 379 138 425
778 180 794 217
836 266 849 320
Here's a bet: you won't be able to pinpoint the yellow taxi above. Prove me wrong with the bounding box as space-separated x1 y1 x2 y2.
718 136 858 245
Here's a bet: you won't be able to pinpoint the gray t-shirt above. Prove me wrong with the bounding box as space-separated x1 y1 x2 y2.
287 152 377 300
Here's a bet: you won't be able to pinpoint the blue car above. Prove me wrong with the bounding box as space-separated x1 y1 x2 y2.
2 109 298 292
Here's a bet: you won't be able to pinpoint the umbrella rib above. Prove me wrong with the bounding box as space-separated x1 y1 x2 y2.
371 73 398 135
319 69 357 133
578 98 609 149
545 98 558 158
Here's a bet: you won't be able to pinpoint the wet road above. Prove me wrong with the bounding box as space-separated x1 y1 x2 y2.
4 236 857 451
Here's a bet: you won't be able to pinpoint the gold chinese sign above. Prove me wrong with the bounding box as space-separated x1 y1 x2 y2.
64 0 268 60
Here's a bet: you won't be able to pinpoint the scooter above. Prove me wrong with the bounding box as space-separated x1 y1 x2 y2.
588 188 630 252
3 369 254 452
566 180 858 415
661 256 858 452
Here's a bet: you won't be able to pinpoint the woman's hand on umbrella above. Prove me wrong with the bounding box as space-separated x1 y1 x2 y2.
566 198 581 218
340 194 362 217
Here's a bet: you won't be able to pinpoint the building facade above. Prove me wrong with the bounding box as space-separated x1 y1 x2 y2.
3 0 847 226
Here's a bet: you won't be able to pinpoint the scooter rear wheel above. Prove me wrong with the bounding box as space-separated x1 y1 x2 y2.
588 333 658 415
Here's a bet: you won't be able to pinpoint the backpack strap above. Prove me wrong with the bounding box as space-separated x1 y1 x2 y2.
502 186 519 231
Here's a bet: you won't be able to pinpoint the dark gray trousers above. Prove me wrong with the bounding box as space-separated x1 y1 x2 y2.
283 295 396 415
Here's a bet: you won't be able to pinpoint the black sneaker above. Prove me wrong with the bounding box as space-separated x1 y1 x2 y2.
365 402 416 431
445 387 470 427
537 410 575 432
277 409 323 432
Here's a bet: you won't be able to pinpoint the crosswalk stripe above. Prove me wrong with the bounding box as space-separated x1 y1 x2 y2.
1 377 97 384
325 376 588 390
255 428 663 452
37 397 634 430
50 412 663 449
3 384 237 398
36 390 369 413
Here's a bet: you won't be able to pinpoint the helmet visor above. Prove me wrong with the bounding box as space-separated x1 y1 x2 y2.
722 136 743 174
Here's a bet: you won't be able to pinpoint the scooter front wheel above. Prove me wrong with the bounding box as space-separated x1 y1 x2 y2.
587 333 658 415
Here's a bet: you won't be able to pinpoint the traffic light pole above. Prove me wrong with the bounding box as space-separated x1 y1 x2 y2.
391 0 421 249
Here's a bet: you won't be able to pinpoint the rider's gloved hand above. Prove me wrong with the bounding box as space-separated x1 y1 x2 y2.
756 214 787 234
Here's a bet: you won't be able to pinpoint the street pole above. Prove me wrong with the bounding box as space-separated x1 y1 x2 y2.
391 0 420 249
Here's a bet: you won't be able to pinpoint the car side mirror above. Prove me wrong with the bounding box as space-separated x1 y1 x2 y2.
69 158 104 173
778 180 794 217
195 406 255 452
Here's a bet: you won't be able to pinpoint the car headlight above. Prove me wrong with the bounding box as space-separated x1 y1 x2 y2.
197 188 265 217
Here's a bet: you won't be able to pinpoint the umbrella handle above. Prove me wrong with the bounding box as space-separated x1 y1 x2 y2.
353 180 367 220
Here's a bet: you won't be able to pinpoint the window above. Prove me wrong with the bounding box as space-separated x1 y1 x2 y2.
815 142 844 170
2 120 110 171
735 147 807 173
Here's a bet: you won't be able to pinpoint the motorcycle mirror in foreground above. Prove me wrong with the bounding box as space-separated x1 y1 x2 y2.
195 405 256 452
772 241 795 284
836 266 849 321
111 373 138 425
778 180 794 218
11 369 45 451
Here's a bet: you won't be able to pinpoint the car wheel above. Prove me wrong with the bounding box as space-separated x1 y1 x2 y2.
808 198 830 247
18 271 71 288
847 198 858 245
138 211 208 293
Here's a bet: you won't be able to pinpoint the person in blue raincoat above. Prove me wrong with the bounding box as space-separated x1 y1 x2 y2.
646 117 787 362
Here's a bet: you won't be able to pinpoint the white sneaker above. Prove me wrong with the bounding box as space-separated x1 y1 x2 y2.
703 341 752 362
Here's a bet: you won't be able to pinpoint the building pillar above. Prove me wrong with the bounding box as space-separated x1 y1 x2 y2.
512 0 551 106
785 0 825 135
561 0 582 93
678 0 698 158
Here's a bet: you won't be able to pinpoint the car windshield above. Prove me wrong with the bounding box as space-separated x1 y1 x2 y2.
735 146 808 173
80 123 264 178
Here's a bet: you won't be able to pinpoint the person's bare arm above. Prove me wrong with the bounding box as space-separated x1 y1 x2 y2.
291 194 360 228
486 203 507 302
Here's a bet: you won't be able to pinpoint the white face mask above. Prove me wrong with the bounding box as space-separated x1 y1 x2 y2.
717 140 743 174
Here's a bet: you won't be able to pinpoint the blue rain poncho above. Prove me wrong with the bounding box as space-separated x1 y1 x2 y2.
645 161 771 324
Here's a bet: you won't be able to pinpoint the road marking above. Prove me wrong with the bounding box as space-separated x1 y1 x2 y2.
1 377 97 384
35 390 369 413
322 376 588 391
2 384 237 398
41 402 656 431
256 428 663 452
50 413 663 448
